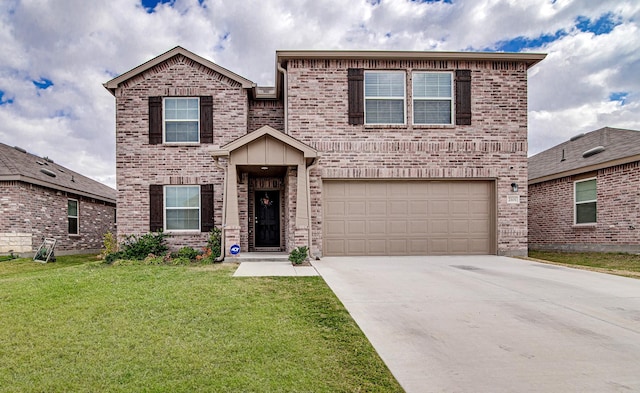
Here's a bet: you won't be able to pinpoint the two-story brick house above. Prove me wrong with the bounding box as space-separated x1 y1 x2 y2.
104 47 544 258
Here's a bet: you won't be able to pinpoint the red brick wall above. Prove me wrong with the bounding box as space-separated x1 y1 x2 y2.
114 54 246 250
249 100 284 132
529 161 640 252
285 59 530 256
0 181 116 254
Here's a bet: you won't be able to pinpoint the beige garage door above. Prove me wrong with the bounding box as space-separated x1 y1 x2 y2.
323 180 495 256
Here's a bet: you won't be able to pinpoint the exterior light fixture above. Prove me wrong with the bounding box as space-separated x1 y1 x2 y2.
511 183 518 192
260 166 269 170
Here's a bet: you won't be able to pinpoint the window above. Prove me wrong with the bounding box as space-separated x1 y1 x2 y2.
164 97 200 143
575 178 596 224
164 186 201 231
413 72 453 125
68 199 79 235
364 71 405 124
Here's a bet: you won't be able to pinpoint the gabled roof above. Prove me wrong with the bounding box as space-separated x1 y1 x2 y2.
211 125 317 160
0 142 116 203
103 46 255 95
528 127 640 184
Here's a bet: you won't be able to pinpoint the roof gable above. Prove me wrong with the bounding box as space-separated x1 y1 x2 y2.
529 127 640 183
212 126 318 160
0 142 116 203
103 46 255 95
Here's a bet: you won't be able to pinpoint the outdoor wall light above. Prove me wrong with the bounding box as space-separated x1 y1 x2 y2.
511 183 518 192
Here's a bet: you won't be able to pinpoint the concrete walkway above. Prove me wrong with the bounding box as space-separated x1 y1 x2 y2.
233 261 318 277
313 255 640 393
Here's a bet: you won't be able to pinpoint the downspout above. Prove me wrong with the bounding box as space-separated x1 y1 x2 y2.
306 157 319 260
277 61 288 135
213 157 227 262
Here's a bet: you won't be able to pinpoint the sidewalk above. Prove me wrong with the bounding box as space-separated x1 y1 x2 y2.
233 261 319 277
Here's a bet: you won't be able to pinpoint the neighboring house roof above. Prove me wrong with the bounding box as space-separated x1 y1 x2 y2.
0 142 116 203
528 127 640 184
103 46 256 95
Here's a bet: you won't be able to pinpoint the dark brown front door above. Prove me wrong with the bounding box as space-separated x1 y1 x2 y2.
255 191 280 248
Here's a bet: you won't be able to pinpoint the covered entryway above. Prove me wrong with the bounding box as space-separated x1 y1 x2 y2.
323 180 495 256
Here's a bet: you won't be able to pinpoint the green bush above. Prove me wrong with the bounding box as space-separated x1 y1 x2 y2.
100 231 119 259
171 247 200 261
104 231 168 264
289 246 309 265
207 227 222 260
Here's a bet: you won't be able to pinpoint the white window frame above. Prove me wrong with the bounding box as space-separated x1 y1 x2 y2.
163 97 200 144
412 71 454 125
364 71 406 125
68 199 79 235
164 185 201 232
574 178 597 225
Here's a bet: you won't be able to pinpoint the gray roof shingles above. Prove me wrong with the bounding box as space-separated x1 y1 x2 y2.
0 142 116 203
528 127 640 182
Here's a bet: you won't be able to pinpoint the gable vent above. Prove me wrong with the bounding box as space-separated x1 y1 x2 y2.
40 168 57 177
582 146 605 158
570 133 585 141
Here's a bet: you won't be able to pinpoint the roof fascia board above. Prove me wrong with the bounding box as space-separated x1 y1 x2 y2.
0 175 116 204
277 50 547 68
218 126 317 158
529 154 640 185
104 46 255 95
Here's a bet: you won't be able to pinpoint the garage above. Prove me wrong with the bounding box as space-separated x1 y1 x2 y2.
323 180 495 256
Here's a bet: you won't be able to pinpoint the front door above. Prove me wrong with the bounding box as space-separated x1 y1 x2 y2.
255 190 280 248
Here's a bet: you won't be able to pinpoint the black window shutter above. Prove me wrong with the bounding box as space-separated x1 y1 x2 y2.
347 68 364 125
149 185 163 232
455 70 472 125
200 96 213 143
149 96 163 144
200 184 214 233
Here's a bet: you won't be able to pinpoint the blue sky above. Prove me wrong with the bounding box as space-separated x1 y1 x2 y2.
0 0 639 188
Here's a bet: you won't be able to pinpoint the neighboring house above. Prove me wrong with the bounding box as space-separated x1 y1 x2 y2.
528 127 640 253
0 142 116 256
104 46 545 258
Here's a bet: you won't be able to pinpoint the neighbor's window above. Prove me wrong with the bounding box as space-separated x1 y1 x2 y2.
413 72 453 125
68 199 79 235
164 185 200 231
364 71 405 124
164 97 199 143
575 178 596 224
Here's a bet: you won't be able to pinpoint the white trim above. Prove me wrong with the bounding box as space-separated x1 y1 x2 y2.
574 177 597 225
412 71 454 126
364 71 406 125
163 185 201 232
68 198 79 235
162 97 200 144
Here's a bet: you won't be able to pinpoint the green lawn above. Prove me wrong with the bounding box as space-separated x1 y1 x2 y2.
529 250 640 278
0 256 403 392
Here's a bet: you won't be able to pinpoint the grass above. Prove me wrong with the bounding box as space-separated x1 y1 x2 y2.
528 250 640 278
0 256 403 392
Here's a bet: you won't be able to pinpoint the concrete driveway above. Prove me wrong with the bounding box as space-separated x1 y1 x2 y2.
313 256 640 393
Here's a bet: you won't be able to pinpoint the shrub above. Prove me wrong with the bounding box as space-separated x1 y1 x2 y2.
207 227 222 260
100 231 119 259
171 247 199 261
289 246 309 265
120 231 168 260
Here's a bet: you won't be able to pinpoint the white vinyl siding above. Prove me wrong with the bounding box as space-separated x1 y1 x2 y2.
575 178 596 225
164 97 199 143
164 186 201 231
364 71 405 125
413 72 453 125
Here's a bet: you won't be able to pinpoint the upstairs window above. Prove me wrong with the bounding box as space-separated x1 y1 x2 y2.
413 72 453 125
575 178 597 224
364 71 405 124
164 98 199 143
68 199 79 235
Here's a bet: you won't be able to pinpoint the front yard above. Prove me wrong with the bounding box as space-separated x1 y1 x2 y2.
0 256 402 392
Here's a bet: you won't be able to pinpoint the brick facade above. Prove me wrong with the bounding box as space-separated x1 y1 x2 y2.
109 48 539 257
0 181 116 255
529 161 640 253
286 59 529 256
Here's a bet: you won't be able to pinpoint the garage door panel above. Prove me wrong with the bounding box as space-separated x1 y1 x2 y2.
324 180 493 256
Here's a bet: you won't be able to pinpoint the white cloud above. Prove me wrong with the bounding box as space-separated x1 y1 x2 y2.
0 0 639 188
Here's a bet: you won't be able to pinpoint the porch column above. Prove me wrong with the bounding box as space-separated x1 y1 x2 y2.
226 163 240 226
295 163 309 228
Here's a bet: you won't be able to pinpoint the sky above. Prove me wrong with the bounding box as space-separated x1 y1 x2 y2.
0 0 638 189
